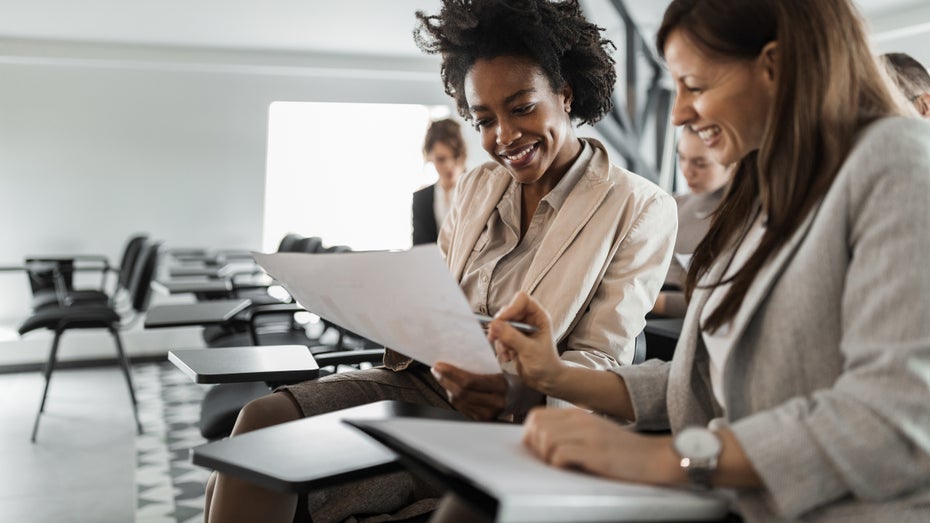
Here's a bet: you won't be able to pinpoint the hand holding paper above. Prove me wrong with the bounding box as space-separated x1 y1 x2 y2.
431 363 508 420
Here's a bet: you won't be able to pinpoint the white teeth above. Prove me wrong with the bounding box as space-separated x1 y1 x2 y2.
503 145 534 161
698 127 721 141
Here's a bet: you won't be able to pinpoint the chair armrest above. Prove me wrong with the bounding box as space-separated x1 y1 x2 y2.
26 255 112 293
28 254 109 262
26 254 110 270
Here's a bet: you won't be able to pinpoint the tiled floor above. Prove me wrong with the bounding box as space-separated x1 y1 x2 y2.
0 361 212 523
0 366 142 522
134 363 210 523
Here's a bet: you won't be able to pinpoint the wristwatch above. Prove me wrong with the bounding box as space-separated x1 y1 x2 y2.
673 426 722 490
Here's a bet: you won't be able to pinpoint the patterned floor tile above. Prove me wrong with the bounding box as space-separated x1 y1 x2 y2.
134 362 211 522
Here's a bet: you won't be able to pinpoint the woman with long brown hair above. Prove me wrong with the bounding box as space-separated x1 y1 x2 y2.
486 0 930 520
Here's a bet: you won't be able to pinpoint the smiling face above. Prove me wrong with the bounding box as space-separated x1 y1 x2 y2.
677 129 730 194
464 56 579 186
665 29 775 166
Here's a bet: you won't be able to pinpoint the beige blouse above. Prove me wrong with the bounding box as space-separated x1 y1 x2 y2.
459 142 593 317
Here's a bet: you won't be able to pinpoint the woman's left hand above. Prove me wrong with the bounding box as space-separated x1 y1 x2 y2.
522 407 679 485
432 362 508 420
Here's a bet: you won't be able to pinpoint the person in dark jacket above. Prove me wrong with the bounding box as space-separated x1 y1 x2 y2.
412 118 467 244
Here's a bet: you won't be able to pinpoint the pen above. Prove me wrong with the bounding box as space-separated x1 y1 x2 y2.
474 313 538 334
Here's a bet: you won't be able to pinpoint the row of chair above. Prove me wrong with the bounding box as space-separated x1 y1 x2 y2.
13 229 664 444
157 233 382 440
11 231 381 443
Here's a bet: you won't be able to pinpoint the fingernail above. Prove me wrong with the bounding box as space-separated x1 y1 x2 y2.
430 368 442 381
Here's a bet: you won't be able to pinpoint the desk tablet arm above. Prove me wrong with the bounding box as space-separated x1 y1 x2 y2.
311 348 385 367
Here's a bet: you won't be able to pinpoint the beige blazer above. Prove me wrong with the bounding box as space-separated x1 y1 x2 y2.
387 138 676 378
616 117 930 522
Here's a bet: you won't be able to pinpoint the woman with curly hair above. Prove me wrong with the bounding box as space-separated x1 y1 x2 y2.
204 1 676 521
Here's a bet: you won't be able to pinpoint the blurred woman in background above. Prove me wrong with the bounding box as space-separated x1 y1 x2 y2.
412 118 467 245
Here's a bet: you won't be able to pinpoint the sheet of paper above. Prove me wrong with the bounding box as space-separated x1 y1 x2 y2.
351 418 729 523
253 245 500 374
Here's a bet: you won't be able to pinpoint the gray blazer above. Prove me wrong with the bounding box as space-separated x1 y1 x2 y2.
616 117 930 522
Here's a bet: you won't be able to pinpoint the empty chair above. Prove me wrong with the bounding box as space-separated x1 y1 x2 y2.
18 240 162 442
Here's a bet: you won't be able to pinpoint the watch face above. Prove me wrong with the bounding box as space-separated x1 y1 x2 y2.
675 427 722 460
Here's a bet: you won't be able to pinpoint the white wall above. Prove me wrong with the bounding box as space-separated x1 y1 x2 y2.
0 39 452 325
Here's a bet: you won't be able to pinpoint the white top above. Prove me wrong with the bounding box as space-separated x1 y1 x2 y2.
433 182 454 231
700 212 767 410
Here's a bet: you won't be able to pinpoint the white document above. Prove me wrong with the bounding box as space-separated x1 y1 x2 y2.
350 418 730 523
252 245 501 374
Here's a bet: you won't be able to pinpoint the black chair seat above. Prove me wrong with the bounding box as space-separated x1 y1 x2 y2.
18 305 119 335
31 289 109 310
200 382 273 440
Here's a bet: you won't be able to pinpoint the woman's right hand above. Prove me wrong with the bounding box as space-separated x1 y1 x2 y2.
486 291 566 394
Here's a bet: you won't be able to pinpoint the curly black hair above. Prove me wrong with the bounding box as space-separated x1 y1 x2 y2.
414 0 616 126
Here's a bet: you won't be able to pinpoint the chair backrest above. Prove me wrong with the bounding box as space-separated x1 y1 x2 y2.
128 241 162 313
294 236 323 253
116 234 148 291
276 233 302 253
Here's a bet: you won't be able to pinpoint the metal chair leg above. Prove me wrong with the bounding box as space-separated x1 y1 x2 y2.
32 329 63 443
110 327 143 435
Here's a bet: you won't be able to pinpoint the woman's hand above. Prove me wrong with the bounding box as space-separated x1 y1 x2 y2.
522 407 680 486
431 362 508 420
486 291 566 394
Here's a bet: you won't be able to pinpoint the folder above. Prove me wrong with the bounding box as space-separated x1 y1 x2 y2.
347 417 731 522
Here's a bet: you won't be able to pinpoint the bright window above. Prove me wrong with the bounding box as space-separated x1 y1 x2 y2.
263 102 450 252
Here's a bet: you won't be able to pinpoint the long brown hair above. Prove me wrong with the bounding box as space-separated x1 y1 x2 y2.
657 0 903 331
